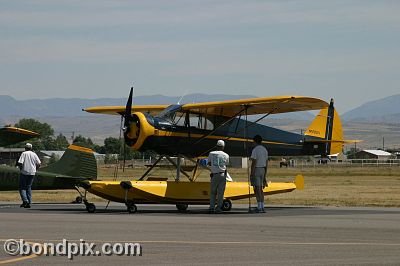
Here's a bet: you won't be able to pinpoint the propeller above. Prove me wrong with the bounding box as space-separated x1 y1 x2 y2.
122 86 135 171
123 87 134 131
107 86 134 210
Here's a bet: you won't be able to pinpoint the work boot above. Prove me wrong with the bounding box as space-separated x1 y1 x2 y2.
214 209 222 214
24 203 31 208
20 202 28 208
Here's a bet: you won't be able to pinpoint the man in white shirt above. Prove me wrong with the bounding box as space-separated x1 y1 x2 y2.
250 135 268 213
17 143 41 208
207 140 229 213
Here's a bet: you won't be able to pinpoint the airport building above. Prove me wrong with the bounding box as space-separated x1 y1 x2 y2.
0 147 24 165
354 149 393 160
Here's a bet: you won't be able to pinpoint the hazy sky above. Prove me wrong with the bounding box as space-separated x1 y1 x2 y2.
1 0 399 113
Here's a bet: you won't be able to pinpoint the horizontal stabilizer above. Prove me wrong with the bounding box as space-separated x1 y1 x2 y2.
304 139 363 144
294 175 304 190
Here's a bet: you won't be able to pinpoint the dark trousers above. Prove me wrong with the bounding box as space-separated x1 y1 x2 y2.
19 174 34 204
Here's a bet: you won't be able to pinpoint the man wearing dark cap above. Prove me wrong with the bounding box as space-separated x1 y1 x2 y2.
250 135 268 213
207 140 229 213
16 143 41 208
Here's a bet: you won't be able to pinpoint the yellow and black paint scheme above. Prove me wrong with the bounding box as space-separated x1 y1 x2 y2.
85 95 345 158
81 175 304 206
0 144 97 191
81 94 344 213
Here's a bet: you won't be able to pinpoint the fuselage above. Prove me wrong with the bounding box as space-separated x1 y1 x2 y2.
125 112 326 157
0 165 81 191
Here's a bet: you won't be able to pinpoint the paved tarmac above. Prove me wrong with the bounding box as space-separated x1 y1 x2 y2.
0 202 400 265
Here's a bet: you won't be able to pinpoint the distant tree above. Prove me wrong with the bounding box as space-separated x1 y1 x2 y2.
104 153 118 164
53 134 70 150
97 137 145 162
72 135 100 151
103 137 122 154
15 118 54 137
345 147 360 159
14 118 54 150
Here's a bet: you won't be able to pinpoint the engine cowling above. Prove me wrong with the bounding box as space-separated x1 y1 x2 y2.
124 112 155 151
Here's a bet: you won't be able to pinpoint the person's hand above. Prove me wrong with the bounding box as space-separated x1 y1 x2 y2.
262 179 267 189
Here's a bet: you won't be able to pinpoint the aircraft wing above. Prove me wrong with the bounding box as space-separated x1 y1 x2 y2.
181 96 329 117
83 96 328 117
83 105 169 116
0 126 39 146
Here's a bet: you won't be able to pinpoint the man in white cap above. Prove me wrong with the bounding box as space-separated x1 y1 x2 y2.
207 140 229 213
16 143 41 208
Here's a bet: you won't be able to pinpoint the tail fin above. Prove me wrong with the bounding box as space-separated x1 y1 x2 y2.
304 99 344 155
41 144 97 179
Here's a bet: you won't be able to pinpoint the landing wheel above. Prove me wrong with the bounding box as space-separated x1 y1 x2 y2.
222 199 232 211
86 203 96 213
176 204 188 212
75 196 82 204
126 203 137 213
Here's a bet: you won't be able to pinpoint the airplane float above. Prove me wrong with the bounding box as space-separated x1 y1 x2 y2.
80 88 346 213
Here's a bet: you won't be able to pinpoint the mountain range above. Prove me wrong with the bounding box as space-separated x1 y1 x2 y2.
1 93 399 122
341 94 400 123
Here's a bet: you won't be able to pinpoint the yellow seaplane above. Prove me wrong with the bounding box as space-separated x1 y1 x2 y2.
80 88 345 213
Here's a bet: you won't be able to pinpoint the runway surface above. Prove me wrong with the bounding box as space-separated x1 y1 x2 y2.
0 202 399 265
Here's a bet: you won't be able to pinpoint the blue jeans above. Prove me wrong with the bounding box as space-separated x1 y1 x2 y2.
19 174 34 204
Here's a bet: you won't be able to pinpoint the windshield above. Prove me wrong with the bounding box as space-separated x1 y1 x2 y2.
156 104 182 122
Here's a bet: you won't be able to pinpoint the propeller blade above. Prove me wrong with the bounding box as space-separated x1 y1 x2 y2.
124 87 134 128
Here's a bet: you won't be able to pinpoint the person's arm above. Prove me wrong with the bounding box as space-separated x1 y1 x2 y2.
263 159 268 188
35 154 41 169
15 161 22 169
250 158 256 177
16 154 24 170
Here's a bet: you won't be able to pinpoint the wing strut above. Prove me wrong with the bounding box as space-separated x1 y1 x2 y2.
190 106 251 158
138 156 164 181
247 107 278 128
191 107 248 147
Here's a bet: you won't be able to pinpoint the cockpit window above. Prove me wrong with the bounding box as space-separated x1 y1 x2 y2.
185 112 214 130
156 104 182 122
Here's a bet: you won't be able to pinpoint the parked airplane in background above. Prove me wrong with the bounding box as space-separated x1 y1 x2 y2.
0 126 39 147
0 126 97 203
79 88 348 213
0 144 98 203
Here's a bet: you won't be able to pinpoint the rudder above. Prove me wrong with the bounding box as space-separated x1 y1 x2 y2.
304 99 344 155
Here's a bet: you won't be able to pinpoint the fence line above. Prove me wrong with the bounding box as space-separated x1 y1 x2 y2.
272 159 400 168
